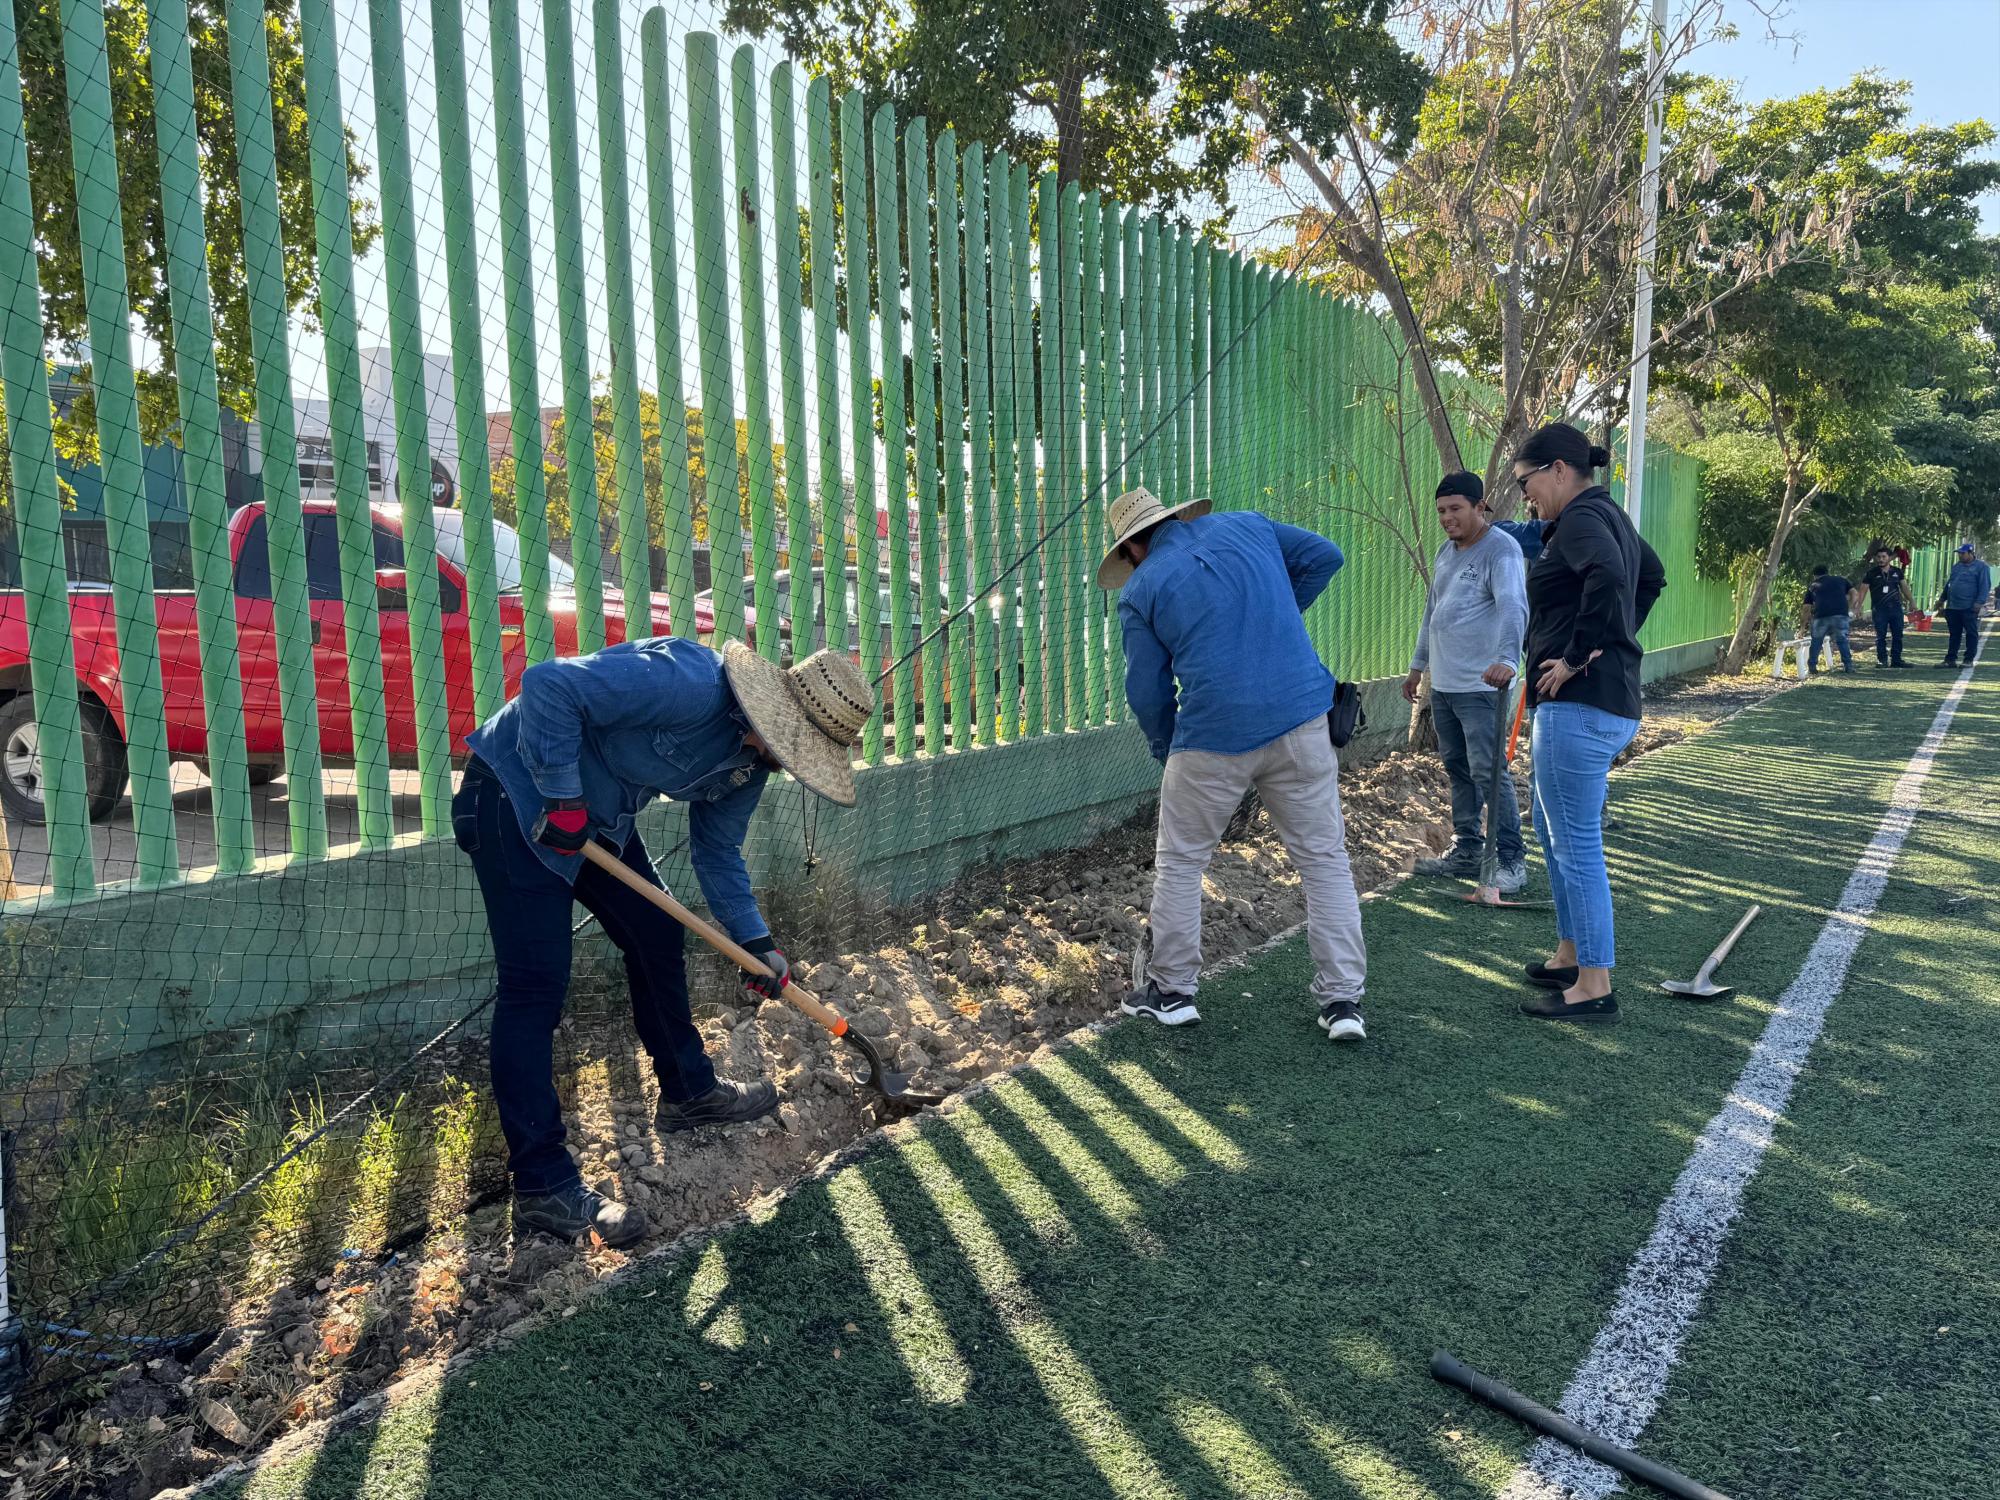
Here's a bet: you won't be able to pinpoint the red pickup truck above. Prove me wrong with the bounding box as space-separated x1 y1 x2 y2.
0 501 708 822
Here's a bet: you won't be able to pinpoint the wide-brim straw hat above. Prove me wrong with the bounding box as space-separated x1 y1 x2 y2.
722 641 877 807
1097 486 1212 589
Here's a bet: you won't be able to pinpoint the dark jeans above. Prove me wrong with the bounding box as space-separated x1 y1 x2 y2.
1432 689 1525 865
1943 607 1980 664
1809 613 1853 672
1871 606 1905 664
452 761 717 1194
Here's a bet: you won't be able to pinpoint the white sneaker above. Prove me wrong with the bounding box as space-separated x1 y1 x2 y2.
1493 861 1528 894
1317 1000 1366 1042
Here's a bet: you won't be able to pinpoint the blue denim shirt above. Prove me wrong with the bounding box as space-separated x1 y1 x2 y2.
1942 559 1992 610
464 637 772 946
1490 518 1545 564
1118 510 1342 761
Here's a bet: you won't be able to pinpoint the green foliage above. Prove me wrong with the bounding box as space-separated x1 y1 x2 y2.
12 0 380 451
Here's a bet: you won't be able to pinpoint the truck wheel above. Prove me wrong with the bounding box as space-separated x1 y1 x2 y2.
0 694 129 825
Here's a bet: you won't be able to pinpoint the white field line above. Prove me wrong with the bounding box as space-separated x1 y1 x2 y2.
1498 642 1986 1500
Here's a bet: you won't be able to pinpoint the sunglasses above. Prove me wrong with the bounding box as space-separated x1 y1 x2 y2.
1510 461 1554 493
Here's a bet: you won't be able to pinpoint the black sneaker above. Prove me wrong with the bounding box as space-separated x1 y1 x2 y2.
1414 851 1482 879
1523 960 1580 991
1317 1000 1366 1043
656 1078 780 1134
1890 661 1914 669
1121 981 1201 1026
514 1182 647 1248
1519 992 1619 1024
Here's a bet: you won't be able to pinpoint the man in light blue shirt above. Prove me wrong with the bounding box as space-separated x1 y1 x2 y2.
457 637 875 1246
1403 472 1531 890
1103 487 1369 1043
1936 542 1991 667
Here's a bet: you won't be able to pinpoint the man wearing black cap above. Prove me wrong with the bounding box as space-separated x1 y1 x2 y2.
1403 472 1531 890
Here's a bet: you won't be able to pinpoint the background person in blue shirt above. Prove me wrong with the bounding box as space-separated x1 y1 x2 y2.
1804 564 1857 674
455 638 875 1247
1935 542 1992 667
1101 486 1370 1043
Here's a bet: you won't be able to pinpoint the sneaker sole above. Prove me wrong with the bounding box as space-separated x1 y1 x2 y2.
1325 1020 1366 1042
1121 1000 1201 1026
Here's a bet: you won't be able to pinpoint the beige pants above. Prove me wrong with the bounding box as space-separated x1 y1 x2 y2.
1147 715 1367 1004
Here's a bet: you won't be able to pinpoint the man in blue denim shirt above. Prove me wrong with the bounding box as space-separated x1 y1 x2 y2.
455 636 875 1246
1101 487 1370 1043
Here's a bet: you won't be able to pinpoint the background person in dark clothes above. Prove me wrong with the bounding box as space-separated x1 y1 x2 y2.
1804 564 1857 674
1934 542 1991 667
1861 548 1912 667
1509 423 1666 1026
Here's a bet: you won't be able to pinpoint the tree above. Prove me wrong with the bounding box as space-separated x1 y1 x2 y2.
1653 75 1999 670
11 0 379 459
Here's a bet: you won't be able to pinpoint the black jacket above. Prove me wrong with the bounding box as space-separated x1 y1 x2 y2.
1524 486 1666 720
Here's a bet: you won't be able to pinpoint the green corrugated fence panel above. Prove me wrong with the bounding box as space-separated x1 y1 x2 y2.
598 0 655 644
691 35 747 648
844 89 880 759
878 105 915 759
735 46 783 666
775 64 816 674
936 129 973 753
963 143 996 748
987 153 1017 745
906 117 944 754
807 77 843 659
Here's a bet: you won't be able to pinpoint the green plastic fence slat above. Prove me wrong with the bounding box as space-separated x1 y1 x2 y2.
54 0 177 885
935 129 972 753
296 0 392 847
1059 179 1084 730
877 105 914 758
1109 207 1138 718
906 120 945 754
690 35 747 646
544 0 606 654
773 64 815 668
963 144 995 748
424 0 504 725
1081 191 1103 726
0 0 93 897
224 0 327 859
1035 170 1062 734
734 46 782 664
807 78 843 656
987 154 1016 745
1143 217 1163 496
841 89 878 760
488 0 556 666
147 0 257 871
1195 241 1211 499
640 9 698 636
595 0 653 643
1019 170 1044 741
366 0 454 839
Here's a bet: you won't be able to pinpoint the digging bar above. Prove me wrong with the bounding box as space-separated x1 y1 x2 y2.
1661 904 1761 1002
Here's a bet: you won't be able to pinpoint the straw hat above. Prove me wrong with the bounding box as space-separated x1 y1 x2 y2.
722 642 876 807
1096 486 1212 589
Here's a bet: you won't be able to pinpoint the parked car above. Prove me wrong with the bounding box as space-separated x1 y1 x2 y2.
0 502 707 823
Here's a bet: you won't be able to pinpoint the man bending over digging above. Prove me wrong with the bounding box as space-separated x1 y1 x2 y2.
454 635 876 1246
1101 486 1370 1042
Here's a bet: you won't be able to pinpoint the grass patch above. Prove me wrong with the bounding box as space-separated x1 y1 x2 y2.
209 656 1997 1499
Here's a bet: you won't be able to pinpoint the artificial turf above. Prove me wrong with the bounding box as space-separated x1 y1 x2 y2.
220 645 1997 1500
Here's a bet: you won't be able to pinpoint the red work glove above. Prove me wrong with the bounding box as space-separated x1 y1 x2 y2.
531 798 590 856
741 936 791 999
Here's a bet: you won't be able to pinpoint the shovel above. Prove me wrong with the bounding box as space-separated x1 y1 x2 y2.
1661 904 1761 1002
1464 683 1551 909
579 841 945 1110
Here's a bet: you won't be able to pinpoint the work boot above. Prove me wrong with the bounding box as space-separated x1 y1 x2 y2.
514 1182 647 1248
1121 980 1201 1026
656 1078 779 1135
1414 850 1481 879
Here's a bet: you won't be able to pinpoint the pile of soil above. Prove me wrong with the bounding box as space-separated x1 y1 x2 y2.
3 668 1791 1499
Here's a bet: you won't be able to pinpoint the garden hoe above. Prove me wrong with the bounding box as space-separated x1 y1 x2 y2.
579 841 945 1111
1661 904 1761 1002
1464 685 1550 910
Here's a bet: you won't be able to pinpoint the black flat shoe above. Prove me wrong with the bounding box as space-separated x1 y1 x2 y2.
1523 960 1581 991
1519 992 1619 1024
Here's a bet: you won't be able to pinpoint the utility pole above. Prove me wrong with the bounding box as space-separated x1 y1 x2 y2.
1623 0 1670 531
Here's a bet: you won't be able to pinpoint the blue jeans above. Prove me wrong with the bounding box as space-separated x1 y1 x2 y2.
1432 689 1524 865
1531 703 1638 970
453 761 717 1194
1871 606 1905 664
1943 607 1980 664
1809 614 1853 671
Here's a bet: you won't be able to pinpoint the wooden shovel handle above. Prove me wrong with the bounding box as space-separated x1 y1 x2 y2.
578 839 849 1037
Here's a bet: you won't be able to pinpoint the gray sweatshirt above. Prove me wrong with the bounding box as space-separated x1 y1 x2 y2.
1409 525 1530 694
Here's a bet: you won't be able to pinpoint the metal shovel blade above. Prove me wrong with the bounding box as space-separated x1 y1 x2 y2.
839 1028 946 1109
1661 904 1762 1003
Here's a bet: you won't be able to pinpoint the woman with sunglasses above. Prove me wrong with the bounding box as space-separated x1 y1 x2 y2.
1511 423 1666 1024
